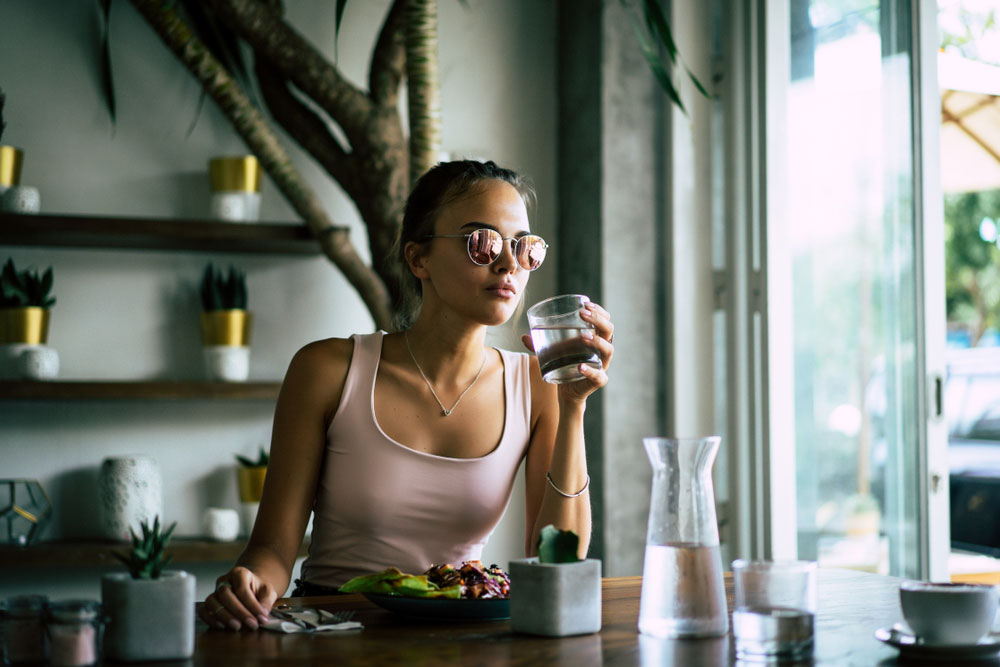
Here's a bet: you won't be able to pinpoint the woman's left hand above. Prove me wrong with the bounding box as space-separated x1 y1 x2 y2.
521 300 614 402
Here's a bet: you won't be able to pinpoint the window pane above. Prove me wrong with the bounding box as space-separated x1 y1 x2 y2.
788 0 920 577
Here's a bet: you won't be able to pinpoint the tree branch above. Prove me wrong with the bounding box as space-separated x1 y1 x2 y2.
405 0 442 187
254 58 361 198
204 0 375 146
129 0 393 330
369 0 407 106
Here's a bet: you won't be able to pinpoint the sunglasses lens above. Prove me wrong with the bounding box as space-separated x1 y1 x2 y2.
516 235 547 271
467 229 502 265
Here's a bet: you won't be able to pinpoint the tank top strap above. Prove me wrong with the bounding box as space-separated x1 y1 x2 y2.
333 331 385 425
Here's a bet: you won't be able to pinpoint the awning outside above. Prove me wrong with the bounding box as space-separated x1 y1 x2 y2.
939 52 1000 194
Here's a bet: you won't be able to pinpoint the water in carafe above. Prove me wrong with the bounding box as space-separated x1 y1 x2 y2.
638 436 728 638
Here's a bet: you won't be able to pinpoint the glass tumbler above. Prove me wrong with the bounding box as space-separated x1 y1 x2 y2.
2 594 48 664
732 559 817 661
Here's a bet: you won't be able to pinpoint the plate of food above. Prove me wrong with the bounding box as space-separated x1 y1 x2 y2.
341 560 512 621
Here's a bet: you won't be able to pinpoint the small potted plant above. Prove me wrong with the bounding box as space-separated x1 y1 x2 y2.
0 89 39 213
509 525 602 637
0 87 23 194
235 446 268 535
0 258 58 379
102 516 195 662
199 262 251 381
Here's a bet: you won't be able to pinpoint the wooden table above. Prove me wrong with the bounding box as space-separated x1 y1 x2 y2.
177 569 913 665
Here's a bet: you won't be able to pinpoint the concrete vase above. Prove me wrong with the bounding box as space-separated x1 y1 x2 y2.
510 558 602 637
101 570 195 662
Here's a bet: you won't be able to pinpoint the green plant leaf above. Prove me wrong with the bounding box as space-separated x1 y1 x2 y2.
334 0 348 62
98 0 117 127
537 524 581 564
641 0 679 65
629 16 686 113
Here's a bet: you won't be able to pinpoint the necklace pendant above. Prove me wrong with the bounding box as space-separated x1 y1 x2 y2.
442 408 452 416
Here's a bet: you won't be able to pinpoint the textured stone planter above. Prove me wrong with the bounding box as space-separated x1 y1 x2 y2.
510 558 602 637
97 456 162 541
101 570 195 662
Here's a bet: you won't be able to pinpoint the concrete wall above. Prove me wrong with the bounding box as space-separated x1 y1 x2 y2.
0 0 557 600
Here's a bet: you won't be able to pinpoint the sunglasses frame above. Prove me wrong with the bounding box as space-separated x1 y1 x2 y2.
423 229 549 271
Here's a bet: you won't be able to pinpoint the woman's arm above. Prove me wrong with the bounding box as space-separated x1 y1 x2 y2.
523 301 614 559
198 338 352 631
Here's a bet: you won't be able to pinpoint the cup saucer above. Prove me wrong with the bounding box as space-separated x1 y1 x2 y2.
875 623 1000 661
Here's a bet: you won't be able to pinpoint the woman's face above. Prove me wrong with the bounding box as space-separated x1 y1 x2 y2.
415 180 534 327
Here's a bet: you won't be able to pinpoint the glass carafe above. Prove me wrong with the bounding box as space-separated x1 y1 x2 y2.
638 436 729 638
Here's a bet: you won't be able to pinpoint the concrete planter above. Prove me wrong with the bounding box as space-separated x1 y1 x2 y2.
101 570 195 662
510 558 602 637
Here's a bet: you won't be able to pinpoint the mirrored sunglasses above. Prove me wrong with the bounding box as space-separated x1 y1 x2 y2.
424 228 548 271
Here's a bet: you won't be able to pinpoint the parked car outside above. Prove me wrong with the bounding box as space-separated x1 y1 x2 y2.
946 347 1000 556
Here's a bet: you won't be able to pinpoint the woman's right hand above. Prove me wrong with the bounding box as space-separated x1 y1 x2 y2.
198 566 277 631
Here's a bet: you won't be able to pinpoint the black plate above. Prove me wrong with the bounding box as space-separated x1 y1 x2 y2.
363 593 510 621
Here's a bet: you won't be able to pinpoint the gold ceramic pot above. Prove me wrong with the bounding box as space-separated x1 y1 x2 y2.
0 146 23 188
0 307 49 344
236 466 267 503
209 156 260 193
200 310 252 347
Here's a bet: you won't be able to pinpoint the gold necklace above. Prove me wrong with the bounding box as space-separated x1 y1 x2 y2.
403 331 487 417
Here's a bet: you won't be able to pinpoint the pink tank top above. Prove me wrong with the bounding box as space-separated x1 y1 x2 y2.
300 331 532 587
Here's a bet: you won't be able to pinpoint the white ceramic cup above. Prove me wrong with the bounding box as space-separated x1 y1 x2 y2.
203 507 240 541
899 581 999 645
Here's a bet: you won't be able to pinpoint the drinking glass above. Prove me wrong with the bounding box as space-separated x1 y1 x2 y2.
732 559 817 661
526 294 601 384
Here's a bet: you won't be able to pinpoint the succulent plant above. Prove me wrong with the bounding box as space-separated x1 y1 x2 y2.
537 524 581 564
0 258 56 308
200 263 247 311
235 446 269 468
112 516 176 580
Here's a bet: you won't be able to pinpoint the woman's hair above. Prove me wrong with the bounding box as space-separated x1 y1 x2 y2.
390 160 536 330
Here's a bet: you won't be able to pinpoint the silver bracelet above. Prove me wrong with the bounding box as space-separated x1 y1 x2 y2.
545 472 590 498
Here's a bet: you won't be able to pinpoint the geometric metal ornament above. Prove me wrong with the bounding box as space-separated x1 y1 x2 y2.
0 479 52 546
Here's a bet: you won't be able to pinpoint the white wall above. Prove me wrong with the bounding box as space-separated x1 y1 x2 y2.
0 0 556 599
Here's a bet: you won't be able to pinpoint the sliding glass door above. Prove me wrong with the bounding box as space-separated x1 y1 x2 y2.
722 0 947 579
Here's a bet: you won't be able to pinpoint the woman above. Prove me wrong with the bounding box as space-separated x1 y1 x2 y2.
199 160 615 631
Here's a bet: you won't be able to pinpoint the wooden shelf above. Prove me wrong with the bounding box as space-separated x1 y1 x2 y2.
0 537 309 568
0 381 282 400
0 212 335 255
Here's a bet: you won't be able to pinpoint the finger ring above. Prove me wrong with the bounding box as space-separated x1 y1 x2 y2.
211 605 226 616
216 581 232 593
608 333 614 344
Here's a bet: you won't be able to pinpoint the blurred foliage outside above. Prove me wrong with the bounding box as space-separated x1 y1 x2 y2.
945 190 1000 348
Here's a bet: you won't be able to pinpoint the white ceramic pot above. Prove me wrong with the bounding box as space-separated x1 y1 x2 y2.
203 345 250 382
510 558 602 637
102 571 195 662
203 507 240 541
97 456 163 541
1 185 40 214
17 345 59 380
210 191 261 222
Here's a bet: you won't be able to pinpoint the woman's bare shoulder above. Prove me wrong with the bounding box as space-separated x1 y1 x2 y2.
281 337 356 406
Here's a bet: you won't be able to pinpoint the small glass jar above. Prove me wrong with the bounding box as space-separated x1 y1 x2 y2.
44 601 101 667
1 594 48 665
